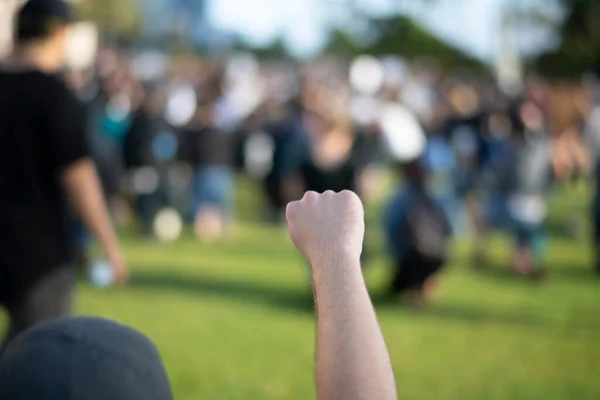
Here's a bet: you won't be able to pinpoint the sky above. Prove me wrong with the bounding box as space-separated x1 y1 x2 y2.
207 0 557 62
208 0 503 61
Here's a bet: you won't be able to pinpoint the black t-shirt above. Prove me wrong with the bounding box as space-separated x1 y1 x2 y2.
301 159 358 194
444 113 486 162
124 110 165 169
180 126 234 167
0 70 90 299
297 134 367 194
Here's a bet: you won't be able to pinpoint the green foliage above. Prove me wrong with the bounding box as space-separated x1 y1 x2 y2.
249 37 290 60
74 0 142 40
323 28 364 58
367 15 485 70
230 36 291 60
535 0 600 77
324 15 485 71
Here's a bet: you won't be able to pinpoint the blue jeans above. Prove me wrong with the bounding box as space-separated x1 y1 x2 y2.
193 166 235 216
485 195 546 259
512 218 546 258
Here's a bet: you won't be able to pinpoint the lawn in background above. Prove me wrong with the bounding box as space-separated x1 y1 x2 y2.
2 179 600 399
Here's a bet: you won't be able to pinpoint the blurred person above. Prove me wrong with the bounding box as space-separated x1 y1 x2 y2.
384 158 452 308
281 89 378 266
99 69 135 195
443 82 486 237
421 97 460 231
590 150 600 276
181 90 236 242
584 77 600 274
0 0 127 350
443 82 507 268
261 110 305 222
281 89 370 201
124 87 170 237
495 100 553 278
471 110 516 266
260 80 316 222
549 84 593 182
0 191 397 400
90 64 139 230
546 85 592 245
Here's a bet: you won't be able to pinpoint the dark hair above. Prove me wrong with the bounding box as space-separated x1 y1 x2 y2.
16 16 65 44
396 158 426 184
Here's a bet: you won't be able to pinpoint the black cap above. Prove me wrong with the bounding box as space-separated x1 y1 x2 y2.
19 0 74 23
0 317 173 400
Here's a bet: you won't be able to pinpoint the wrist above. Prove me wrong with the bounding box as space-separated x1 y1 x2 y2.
102 241 121 257
311 251 363 286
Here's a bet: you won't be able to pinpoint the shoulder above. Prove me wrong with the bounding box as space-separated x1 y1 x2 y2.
3 70 70 90
43 73 77 102
0 70 81 117
27 71 77 104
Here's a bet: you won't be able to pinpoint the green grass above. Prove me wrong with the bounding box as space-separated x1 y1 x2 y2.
3 180 600 399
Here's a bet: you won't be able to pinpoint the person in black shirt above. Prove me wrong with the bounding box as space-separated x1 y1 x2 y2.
0 0 126 350
281 99 368 200
280 92 374 267
181 93 236 241
124 87 170 235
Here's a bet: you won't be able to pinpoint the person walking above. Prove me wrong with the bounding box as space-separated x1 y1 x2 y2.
0 0 127 350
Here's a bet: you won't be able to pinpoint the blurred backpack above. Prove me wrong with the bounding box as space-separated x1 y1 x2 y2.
402 188 451 264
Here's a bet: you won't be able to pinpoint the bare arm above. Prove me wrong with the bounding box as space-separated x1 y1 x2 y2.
313 255 397 400
286 191 397 400
62 159 127 283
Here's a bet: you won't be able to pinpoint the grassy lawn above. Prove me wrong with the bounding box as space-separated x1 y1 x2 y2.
3 179 600 399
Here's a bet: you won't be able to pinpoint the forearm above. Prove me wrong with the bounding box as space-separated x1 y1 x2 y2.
62 159 120 254
313 255 397 400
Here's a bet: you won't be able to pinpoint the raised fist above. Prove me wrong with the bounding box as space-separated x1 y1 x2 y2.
286 190 364 266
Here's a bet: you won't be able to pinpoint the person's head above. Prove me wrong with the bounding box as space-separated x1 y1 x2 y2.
304 88 351 140
448 83 480 117
509 98 545 142
15 0 74 71
0 317 173 400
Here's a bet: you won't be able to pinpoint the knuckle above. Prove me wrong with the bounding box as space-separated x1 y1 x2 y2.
303 191 319 202
340 190 356 200
286 201 298 219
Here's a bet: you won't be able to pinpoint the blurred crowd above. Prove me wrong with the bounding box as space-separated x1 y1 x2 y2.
66 46 600 284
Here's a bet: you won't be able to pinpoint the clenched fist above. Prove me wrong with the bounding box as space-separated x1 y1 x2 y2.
286 191 365 267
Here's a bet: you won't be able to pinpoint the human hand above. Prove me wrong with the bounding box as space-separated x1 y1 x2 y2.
106 247 129 286
286 191 365 267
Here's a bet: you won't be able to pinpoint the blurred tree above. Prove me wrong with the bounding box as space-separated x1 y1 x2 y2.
322 28 364 58
534 0 600 77
233 36 291 60
323 15 485 71
368 15 484 70
74 0 142 40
